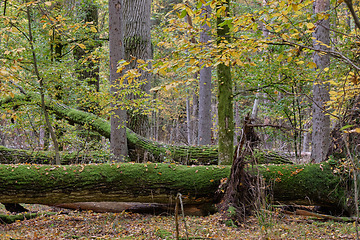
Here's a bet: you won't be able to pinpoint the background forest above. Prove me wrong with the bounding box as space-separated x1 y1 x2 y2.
1 0 360 238
0 0 359 166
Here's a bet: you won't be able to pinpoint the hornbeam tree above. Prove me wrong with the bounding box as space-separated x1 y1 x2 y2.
198 3 213 146
123 0 152 137
311 0 331 163
109 0 127 160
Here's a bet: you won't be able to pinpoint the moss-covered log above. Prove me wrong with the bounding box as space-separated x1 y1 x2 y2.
0 212 57 224
0 146 110 164
0 146 113 165
0 94 292 164
0 162 349 212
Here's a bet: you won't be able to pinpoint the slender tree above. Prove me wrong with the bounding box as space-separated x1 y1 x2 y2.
73 0 100 93
109 0 127 160
311 0 331 163
27 4 61 165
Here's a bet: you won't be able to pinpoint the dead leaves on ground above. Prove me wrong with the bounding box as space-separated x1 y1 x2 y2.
0 205 357 239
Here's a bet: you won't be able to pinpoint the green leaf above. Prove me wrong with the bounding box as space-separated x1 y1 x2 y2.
180 9 187 18
340 125 354 131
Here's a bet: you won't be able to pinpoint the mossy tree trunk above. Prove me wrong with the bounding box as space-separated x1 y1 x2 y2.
0 162 350 214
216 0 234 165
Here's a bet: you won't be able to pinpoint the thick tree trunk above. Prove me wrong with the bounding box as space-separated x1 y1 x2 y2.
109 0 127 160
311 0 331 163
0 163 350 213
123 0 152 137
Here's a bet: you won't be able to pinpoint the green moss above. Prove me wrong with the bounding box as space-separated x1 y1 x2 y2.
0 163 231 204
0 162 351 213
0 212 57 224
258 162 346 207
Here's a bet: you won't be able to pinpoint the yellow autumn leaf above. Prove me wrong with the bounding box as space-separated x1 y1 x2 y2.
292 4 298 11
159 68 167 76
78 43 86 49
137 59 146 64
90 26 97 33
308 62 317 68
323 67 329 72
349 128 360 133
306 22 315 29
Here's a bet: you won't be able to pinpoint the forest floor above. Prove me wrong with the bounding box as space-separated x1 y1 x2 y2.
0 204 357 239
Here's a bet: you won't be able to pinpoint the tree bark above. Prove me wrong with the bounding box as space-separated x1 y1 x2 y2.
123 0 152 137
311 0 331 163
216 0 234 165
0 162 350 213
109 0 127 160
198 4 212 146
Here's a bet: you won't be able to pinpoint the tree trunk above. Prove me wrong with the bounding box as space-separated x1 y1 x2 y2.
198 4 212 146
123 0 152 137
0 144 292 165
216 0 234 165
311 0 331 163
51 202 209 216
109 0 127 160
0 162 350 214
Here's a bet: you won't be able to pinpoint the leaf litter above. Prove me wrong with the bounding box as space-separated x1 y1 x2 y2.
0 204 357 239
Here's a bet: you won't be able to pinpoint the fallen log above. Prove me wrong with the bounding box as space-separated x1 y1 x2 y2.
0 94 292 164
0 145 292 166
51 202 209 216
0 162 350 213
0 146 110 165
